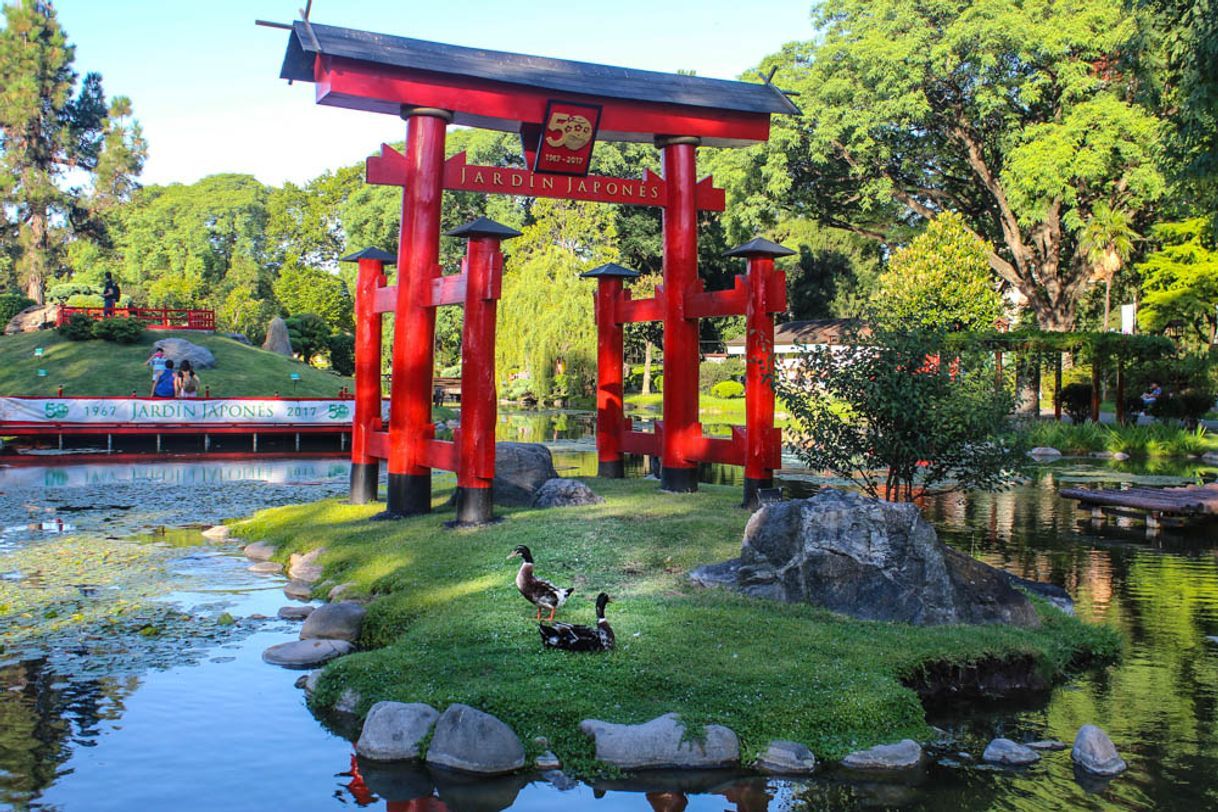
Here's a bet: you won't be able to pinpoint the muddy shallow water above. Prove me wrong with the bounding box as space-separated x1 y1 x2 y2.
1 428 1217 810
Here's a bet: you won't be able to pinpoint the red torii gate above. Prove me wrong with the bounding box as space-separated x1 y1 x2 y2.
277 20 798 521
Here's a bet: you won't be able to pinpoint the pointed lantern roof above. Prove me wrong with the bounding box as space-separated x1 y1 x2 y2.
580 262 642 279
723 237 796 258
443 217 523 240
340 247 397 264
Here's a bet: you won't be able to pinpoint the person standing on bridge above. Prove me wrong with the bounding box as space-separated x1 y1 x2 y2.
152 359 176 398
101 272 120 317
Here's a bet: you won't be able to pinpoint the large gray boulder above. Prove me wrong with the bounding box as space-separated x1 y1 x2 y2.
530 478 604 509
841 739 923 770
493 443 558 506
356 702 440 761
243 541 277 561
289 548 326 582
425 704 526 775
578 713 740 770
982 738 1040 766
262 316 293 356
1072 725 1127 776
153 337 216 369
300 601 366 643
5 304 56 334
261 638 353 668
755 740 817 774
732 490 1041 627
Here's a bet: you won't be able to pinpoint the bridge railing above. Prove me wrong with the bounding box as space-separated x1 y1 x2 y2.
56 306 216 331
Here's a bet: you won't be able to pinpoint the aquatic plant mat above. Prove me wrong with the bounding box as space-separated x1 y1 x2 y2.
235 480 1120 777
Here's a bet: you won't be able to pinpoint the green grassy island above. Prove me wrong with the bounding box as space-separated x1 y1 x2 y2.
0 330 353 398
234 479 1120 777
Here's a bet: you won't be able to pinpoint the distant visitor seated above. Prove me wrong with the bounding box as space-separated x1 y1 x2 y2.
1141 381 1163 409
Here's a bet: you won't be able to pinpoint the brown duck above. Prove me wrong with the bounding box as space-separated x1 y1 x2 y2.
508 544 574 621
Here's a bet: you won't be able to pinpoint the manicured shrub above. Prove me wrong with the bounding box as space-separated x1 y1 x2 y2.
1150 390 1215 429
45 282 97 303
91 317 145 344
438 363 462 378
65 293 105 308
0 292 35 325
57 313 96 341
327 332 355 376
1056 382 1093 424
699 358 745 392
654 373 664 393
710 380 745 399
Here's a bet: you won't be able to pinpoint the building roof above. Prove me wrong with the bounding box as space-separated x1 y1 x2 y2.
725 319 865 348
279 22 800 118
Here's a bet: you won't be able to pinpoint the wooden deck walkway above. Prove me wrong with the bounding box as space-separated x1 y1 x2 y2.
1060 483 1218 531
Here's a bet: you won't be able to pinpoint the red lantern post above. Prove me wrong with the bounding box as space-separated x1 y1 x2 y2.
444 218 521 524
657 136 701 492
384 107 451 518
342 247 395 504
582 263 642 478
725 238 792 508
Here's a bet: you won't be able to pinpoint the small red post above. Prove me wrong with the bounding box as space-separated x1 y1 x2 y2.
657 136 701 492
726 238 793 508
445 218 521 524
342 247 395 504
385 107 451 518
582 263 641 478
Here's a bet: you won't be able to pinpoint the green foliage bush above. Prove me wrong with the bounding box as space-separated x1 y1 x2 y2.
501 377 537 402
1025 421 1109 454
91 317 145 344
438 364 462 378
326 332 355 376
710 380 745 399
1056 382 1093 424
45 282 96 303
653 373 664 393
0 292 34 324
65 293 104 308
284 313 332 364
1149 390 1215 429
56 313 96 341
699 358 745 392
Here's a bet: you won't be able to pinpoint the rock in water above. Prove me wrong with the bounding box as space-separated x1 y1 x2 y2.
153 337 217 369
248 561 283 574
982 738 1040 766
243 541 277 561
300 601 366 643
493 443 559 506
289 548 326 582
1028 446 1063 459
262 316 293 356
755 740 817 774
578 713 740 770
530 478 604 508
283 580 313 600
357 702 440 761
278 605 314 621
734 490 1041 627
841 739 923 771
1072 725 1127 776
261 638 353 668
201 525 230 540
425 704 526 775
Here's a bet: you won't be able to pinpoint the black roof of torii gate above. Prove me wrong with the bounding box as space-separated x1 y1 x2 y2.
279 22 800 118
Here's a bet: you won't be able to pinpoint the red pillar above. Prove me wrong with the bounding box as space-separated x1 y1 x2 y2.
658 136 701 492
582 263 641 478
445 218 521 524
726 238 793 508
384 107 451 518
342 247 395 504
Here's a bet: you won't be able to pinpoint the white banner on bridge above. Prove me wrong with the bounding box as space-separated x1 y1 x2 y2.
0 397 378 426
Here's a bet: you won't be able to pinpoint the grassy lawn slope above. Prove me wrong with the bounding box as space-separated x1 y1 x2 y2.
0 330 353 398
234 479 1119 777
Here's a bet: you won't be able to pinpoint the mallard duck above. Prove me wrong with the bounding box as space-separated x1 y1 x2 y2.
539 592 615 652
508 545 574 621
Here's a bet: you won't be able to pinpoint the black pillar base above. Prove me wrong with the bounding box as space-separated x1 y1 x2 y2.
660 465 698 493
742 476 774 510
376 473 431 519
349 462 379 504
598 460 625 479
450 486 495 526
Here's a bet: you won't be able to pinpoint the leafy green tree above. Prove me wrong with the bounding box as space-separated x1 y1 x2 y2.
772 218 881 320
0 1 109 302
763 0 1165 330
266 164 361 270
284 313 332 365
775 330 1025 501
1137 217 1218 343
272 262 352 331
89 96 145 215
870 212 1005 332
1078 202 1138 331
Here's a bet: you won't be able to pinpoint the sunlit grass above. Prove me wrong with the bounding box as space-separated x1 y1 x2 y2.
234 478 1119 776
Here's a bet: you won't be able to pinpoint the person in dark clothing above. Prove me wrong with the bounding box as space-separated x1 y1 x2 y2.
102 272 120 317
152 359 176 398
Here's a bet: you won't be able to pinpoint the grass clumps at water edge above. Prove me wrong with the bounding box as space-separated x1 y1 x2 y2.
1024 420 1216 458
233 479 1120 777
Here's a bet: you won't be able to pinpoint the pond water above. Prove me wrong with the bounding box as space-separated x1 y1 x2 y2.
1 412 1216 811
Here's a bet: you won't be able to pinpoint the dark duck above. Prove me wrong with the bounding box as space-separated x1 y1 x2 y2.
539 592 615 652
508 544 574 621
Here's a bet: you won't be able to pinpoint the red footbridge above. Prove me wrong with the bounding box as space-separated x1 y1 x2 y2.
56 306 216 331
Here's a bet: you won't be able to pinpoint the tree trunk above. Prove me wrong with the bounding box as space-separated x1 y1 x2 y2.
641 340 654 396
1090 362 1102 423
1014 352 1041 417
1054 354 1063 421
1103 278 1112 332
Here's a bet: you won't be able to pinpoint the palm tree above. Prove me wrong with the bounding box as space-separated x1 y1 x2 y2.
1079 202 1139 331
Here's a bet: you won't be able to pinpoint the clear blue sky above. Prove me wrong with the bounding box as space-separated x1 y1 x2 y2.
52 0 813 187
